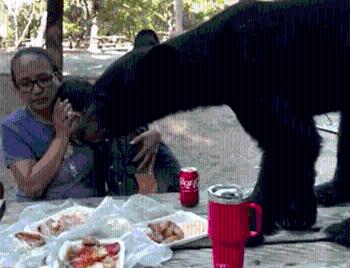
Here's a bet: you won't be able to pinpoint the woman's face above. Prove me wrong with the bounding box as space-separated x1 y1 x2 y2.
12 54 61 112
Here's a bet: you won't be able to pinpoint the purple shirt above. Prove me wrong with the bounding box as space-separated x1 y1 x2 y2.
0 107 96 201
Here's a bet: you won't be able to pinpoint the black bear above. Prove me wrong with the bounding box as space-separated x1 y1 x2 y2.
93 0 350 234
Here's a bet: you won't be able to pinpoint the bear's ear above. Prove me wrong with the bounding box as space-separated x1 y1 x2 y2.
134 29 159 49
136 44 182 92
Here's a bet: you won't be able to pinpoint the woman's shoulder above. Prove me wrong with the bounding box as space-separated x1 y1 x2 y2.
1 107 30 129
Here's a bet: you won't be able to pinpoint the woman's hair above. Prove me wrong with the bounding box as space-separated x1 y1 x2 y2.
134 29 160 49
10 47 60 87
55 78 94 113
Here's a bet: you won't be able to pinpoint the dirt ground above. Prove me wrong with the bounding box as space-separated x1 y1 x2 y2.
0 51 339 201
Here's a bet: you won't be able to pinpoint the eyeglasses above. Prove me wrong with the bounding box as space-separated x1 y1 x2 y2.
16 74 54 94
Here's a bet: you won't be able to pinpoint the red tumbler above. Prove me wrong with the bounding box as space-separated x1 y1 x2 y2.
208 184 262 268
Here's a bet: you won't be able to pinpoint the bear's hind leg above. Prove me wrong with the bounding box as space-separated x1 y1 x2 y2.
316 112 350 206
276 130 319 230
244 97 320 232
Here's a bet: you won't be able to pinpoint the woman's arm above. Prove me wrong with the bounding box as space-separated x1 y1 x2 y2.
8 99 80 198
9 135 69 197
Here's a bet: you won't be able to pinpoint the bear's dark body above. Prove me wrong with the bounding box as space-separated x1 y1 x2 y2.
93 0 350 233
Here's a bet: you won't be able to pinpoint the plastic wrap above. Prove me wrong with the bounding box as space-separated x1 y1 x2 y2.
0 195 175 267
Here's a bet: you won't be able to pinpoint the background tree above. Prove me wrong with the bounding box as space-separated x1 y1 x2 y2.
97 0 225 42
0 0 227 48
46 0 63 71
0 0 46 48
63 0 100 48
174 0 183 35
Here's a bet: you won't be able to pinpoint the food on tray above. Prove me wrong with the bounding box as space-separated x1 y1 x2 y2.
147 221 184 244
64 236 121 268
181 221 208 237
14 231 45 247
37 211 89 236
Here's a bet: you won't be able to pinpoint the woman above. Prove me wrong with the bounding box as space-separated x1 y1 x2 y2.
1 47 94 201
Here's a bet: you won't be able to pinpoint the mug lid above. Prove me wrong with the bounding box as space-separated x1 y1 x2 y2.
208 184 243 204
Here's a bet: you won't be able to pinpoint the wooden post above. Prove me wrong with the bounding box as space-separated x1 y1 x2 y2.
46 0 64 72
174 0 183 35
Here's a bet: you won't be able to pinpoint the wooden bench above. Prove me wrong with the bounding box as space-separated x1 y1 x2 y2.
92 35 133 52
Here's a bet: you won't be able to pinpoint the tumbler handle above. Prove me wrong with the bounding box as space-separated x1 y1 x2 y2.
246 202 262 238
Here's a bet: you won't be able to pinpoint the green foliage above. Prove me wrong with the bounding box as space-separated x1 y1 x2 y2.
183 0 226 30
1 0 45 47
63 0 88 47
97 0 226 41
17 1 43 37
1 0 227 47
98 0 173 41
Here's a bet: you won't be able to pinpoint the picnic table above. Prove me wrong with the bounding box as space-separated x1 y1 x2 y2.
1 192 350 267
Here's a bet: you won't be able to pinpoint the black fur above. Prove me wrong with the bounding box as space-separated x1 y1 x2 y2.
324 218 350 247
93 0 350 233
134 29 160 49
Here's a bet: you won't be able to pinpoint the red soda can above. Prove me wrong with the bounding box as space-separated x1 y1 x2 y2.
179 167 199 207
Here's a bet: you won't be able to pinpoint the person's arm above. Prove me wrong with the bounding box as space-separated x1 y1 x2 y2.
135 173 158 194
8 99 80 198
130 128 160 173
9 135 69 197
130 128 161 194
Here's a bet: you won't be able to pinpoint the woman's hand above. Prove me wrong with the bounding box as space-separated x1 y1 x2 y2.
130 129 161 174
53 98 81 138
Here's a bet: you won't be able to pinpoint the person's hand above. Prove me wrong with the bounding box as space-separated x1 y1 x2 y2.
135 173 158 194
130 129 161 174
53 98 81 138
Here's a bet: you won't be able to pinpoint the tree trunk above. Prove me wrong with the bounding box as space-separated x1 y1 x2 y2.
87 0 100 19
174 0 183 35
82 0 91 19
15 4 35 49
31 11 47 47
35 0 47 46
13 12 18 46
46 0 64 72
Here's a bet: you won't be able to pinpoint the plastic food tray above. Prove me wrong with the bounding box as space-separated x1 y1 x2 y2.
138 211 208 248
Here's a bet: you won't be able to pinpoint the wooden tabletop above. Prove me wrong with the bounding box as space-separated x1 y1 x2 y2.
1 192 350 267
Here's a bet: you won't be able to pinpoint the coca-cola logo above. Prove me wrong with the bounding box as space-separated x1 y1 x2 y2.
180 177 199 190
215 264 230 268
